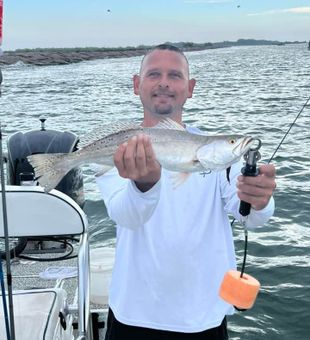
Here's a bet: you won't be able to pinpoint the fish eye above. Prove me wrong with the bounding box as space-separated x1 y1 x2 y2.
228 139 236 145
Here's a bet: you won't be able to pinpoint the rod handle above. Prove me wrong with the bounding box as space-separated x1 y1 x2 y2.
239 164 259 217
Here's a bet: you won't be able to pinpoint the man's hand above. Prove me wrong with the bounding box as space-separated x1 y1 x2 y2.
114 134 161 192
237 164 276 211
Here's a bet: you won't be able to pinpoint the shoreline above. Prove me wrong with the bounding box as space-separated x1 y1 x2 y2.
0 46 211 66
0 40 305 67
0 49 149 66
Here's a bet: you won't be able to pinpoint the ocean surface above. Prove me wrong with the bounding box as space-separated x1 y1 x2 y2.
0 44 309 339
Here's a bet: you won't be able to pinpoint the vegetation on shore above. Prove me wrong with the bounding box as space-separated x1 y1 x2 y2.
11 39 305 53
0 39 305 67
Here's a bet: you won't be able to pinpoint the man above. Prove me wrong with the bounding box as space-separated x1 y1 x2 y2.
96 44 276 339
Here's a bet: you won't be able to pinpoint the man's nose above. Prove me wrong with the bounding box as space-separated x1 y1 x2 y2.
158 74 169 88
158 75 169 88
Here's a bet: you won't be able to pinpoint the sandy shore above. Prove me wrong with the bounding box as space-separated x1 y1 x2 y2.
0 49 151 66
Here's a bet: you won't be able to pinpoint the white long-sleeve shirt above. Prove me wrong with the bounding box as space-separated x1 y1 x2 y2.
96 136 274 333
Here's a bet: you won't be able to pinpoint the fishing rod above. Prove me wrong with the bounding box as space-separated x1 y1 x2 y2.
0 1 13 338
221 93 310 311
0 124 15 340
267 94 310 164
0 0 3 92
0 258 10 339
237 92 310 278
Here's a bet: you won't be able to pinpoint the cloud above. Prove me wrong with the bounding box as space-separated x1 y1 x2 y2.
284 7 310 14
248 6 310 16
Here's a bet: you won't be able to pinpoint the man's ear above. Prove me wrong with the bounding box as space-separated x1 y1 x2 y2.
133 74 140 95
187 78 196 98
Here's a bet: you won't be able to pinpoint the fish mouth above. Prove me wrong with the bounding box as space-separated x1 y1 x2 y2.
233 137 255 156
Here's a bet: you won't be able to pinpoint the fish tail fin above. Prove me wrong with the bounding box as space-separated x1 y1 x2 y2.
27 153 73 192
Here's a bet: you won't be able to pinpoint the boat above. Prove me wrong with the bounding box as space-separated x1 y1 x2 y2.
0 118 112 339
0 2 110 337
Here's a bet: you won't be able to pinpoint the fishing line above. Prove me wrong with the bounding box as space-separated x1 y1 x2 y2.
235 92 310 279
267 93 310 164
0 124 15 340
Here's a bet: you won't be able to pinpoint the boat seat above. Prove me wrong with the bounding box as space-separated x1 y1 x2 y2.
0 185 86 237
0 185 91 339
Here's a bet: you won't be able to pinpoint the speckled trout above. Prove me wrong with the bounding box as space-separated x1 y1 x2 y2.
27 118 254 191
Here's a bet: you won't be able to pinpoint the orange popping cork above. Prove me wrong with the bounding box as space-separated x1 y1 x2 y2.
219 270 260 310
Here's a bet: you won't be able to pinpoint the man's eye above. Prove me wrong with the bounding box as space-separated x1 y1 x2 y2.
170 73 182 79
148 72 160 77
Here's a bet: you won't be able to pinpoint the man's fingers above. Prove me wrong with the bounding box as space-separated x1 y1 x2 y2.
136 134 147 175
113 142 127 176
143 135 156 165
114 137 139 178
238 175 275 190
237 183 270 197
238 164 276 189
237 163 276 210
237 191 270 210
114 135 150 179
123 136 138 176
113 134 161 185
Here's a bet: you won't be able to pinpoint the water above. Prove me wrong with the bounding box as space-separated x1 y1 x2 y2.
1 44 309 339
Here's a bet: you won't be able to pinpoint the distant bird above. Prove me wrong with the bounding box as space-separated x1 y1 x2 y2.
107 9 111 13
237 5 240 8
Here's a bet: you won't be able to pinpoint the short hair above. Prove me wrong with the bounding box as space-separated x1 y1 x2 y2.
140 43 189 72
148 43 186 55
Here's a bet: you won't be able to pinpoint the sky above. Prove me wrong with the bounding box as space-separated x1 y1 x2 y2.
1 0 310 50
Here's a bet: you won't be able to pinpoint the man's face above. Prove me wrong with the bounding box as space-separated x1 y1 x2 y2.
133 49 196 122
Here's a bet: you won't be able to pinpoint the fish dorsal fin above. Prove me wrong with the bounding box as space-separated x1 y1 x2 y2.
78 119 142 148
153 118 186 131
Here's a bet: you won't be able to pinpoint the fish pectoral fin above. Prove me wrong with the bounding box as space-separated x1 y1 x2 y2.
169 172 191 189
